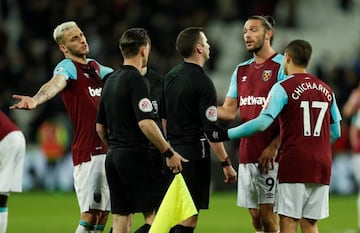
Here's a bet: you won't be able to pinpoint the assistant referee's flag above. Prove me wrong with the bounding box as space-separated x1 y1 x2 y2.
149 173 198 233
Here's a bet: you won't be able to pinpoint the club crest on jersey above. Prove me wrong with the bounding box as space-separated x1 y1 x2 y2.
205 106 217 122
138 98 153 112
262 70 272 81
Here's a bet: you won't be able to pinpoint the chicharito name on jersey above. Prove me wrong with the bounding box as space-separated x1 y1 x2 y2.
291 81 332 101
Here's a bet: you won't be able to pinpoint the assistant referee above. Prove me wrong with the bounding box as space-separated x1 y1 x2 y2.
96 28 187 233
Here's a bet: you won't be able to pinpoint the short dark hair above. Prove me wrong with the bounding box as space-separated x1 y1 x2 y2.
119 28 150 58
247 15 276 44
176 27 203 58
285 39 312 67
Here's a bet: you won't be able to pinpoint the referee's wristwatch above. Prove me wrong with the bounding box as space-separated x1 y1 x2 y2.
162 147 174 158
220 157 232 167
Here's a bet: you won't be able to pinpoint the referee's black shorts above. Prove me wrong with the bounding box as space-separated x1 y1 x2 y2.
170 139 211 210
105 147 166 214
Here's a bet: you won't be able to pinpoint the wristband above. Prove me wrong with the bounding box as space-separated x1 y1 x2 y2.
162 147 174 158
220 157 231 167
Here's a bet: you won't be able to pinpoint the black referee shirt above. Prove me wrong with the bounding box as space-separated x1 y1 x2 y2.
161 62 218 144
97 65 156 148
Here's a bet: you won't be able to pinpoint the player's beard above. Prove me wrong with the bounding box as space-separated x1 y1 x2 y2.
68 46 89 59
247 36 265 54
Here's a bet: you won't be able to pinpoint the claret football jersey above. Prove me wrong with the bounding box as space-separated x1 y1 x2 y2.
53 58 113 165
226 53 286 163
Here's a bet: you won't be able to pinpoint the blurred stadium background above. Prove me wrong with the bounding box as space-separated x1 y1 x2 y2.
1 0 360 195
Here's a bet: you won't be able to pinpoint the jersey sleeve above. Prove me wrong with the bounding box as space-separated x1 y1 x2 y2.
228 114 274 139
330 93 342 124
225 67 238 98
99 64 114 79
272 54 288 82
53 59 76 80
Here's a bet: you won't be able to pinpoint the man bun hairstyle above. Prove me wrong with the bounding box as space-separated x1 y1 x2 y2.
248 15 276 44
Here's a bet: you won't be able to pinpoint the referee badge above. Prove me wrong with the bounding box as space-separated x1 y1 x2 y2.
138 98 153 112
262 70 272 81
205 106 217 122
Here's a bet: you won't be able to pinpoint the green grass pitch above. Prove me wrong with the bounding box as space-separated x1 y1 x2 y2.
7 191 358 233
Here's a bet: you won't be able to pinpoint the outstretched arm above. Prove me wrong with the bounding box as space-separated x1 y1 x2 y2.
207 83 286 142
10 74 66 110
228 114 274 139
204 113 275 142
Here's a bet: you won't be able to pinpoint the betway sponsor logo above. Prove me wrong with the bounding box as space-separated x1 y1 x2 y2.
88 87 102 97
239 96 267 106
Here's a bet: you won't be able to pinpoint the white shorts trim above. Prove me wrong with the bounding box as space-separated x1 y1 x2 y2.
275 183 329 220
73 154 110 212
237 163 278 208
0 131 26 192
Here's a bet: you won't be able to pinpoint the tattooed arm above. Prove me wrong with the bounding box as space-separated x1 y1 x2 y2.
10 75 67 110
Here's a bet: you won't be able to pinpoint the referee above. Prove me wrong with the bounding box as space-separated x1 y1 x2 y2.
161 27 237 233
96 28 187 233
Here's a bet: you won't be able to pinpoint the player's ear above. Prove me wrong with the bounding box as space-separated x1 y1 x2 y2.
59 44 68 54
285 52 291 63
265 29 273 41
140 46 146 57
195 44 202 54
